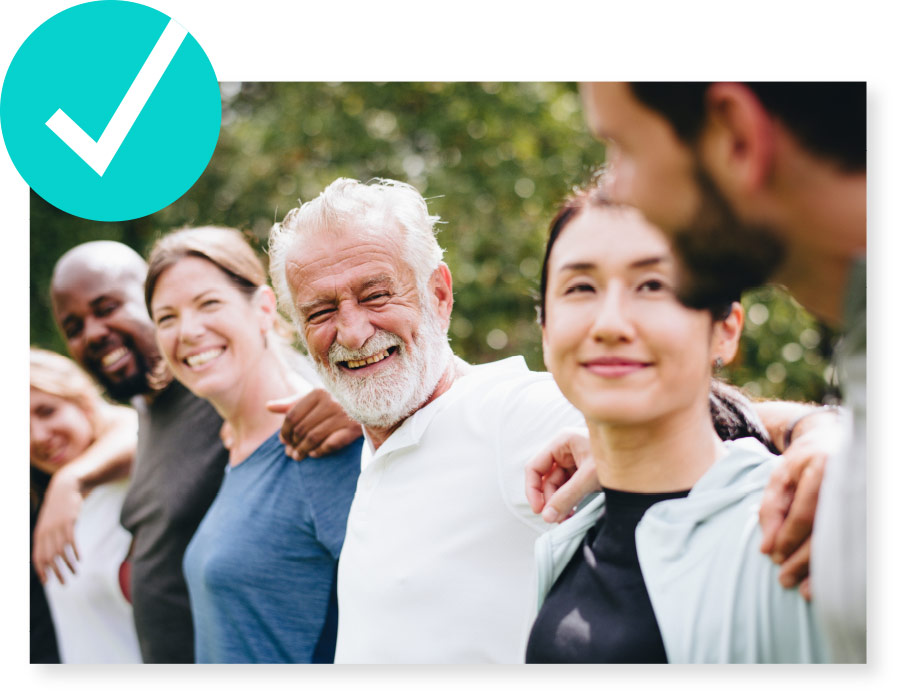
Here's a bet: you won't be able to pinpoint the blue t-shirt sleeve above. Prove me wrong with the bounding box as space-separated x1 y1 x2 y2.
296 437 363 558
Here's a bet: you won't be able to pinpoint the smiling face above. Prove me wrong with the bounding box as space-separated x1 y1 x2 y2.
284 224 453 429
541 205 738 427
51 256 158 402
150 256 270 404
30 388 95 475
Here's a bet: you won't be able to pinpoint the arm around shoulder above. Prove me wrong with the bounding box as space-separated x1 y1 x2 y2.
32 404 137 584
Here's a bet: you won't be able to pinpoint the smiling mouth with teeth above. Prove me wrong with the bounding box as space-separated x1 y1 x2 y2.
184 347 225 368
101 346 129 368
340 347 397 370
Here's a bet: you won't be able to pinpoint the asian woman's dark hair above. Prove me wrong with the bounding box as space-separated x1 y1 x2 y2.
539 182 777 454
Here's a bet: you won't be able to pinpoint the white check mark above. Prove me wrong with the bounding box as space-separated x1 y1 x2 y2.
46 19 187 176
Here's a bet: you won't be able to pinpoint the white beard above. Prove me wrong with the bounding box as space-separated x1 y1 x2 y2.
312 310 453 429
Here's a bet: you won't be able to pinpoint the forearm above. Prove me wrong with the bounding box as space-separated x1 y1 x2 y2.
753 400 842 454
63 404 137 494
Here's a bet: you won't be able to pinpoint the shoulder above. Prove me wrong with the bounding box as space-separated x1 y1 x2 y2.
697 437 779 495
296 437 363 486
230 432 299 483
636 442 828 662
460 356 574 416
145 381 223 433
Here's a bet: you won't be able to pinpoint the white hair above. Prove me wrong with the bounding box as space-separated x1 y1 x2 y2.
268 178 444 331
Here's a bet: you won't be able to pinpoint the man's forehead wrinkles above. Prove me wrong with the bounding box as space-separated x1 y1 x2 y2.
300 272 393 302
289 249 400 281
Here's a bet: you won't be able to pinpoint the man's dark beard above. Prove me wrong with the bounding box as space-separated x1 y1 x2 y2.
87 349 152 403
672 166 785 310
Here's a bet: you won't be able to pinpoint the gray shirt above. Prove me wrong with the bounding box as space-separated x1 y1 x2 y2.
120 380 227 663
811 256 867 662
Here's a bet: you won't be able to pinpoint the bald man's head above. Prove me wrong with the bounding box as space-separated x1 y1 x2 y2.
51 241 159 401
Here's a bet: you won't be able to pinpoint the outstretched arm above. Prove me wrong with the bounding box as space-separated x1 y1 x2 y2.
33 405 137 585
267 388 363 461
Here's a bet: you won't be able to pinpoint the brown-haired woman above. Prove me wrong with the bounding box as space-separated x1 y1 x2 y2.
145 226 361 663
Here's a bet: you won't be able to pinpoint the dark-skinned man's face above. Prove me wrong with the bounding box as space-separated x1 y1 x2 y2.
52 261 159 402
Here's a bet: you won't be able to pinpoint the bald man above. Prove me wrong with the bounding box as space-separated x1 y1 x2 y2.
39 240 359 662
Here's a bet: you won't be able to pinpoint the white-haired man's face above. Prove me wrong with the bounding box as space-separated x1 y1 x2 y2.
284 226 454 429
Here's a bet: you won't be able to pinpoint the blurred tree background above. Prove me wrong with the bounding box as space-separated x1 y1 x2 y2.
30 82 837 404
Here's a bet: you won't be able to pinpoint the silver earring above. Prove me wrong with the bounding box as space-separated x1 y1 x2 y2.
713 357 723 372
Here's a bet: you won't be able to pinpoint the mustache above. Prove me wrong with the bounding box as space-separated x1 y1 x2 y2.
327 331 403 364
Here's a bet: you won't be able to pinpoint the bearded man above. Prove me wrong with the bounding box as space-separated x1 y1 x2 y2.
271 176 851 664
269 178 586 663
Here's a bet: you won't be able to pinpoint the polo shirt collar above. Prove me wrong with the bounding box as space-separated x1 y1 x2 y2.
360 355 529 469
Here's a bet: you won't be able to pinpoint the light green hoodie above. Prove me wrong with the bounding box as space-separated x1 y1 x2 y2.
533 437 830 663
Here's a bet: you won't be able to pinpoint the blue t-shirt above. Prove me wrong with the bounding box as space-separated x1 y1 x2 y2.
183 431 362 663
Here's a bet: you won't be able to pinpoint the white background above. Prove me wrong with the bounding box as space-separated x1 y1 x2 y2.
3 0 895 694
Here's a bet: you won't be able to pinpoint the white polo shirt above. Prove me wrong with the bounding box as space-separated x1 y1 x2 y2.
334 356 585 663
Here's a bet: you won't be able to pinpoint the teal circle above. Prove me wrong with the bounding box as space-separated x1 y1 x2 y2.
1 1 221 221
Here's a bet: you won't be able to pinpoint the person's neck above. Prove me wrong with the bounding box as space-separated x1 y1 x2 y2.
589 399 726 493
364 356 466 451
772 166 866 328
211 351 309 465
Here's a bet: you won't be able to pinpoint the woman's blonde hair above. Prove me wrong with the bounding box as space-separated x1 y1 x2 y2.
30 347 107 436
30 348 109 506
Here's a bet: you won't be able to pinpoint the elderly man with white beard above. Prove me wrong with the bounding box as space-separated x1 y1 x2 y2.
268 178 585 663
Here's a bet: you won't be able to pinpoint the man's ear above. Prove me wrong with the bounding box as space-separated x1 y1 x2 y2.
700 83 776 196
712 301 744 366
429 263 454 332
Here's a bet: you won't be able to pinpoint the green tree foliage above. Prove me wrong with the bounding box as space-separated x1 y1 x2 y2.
30 82 834 403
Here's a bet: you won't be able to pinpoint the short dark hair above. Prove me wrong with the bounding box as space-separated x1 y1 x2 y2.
629 82 866 172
